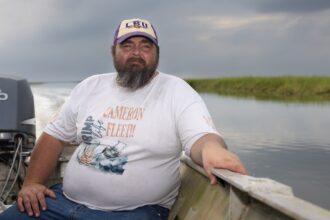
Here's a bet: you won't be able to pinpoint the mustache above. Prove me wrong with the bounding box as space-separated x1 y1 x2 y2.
126 57 146 65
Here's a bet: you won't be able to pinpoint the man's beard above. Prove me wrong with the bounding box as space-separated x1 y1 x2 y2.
114 56 158 90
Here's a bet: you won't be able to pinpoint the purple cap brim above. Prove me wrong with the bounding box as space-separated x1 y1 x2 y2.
114 32 158 45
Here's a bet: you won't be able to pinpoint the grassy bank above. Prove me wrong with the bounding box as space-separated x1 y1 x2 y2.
186 76 330 102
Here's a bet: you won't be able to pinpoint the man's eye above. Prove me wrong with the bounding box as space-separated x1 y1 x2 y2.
122 44 133 49
141 44 152 50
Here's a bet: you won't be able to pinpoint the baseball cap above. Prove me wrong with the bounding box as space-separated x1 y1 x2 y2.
113 18 158 45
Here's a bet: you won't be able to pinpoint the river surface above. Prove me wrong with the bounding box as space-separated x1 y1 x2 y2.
31 83 330 210
201 93 330 210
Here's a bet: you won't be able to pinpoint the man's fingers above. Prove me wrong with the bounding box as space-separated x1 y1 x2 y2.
36 191 47 211
17 196 25 212
229 159 248 175
224 162 247 175
218 153 247 175
22 196 34 216
209 174 217 185
203 154 248 185
44 188 56 199
237 164 248 175
204 165 217 185
29 194 41 217
16 184 54 216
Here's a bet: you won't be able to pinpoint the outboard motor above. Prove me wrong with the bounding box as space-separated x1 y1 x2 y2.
0 74 35 151
0 74 36 205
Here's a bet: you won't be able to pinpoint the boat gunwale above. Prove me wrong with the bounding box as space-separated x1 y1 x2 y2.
181 155 330 220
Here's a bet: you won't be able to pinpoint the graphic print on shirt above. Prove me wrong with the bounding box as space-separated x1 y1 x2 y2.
203 115 217 130
76 106 145 174
103 105 144 138
77 115 128 174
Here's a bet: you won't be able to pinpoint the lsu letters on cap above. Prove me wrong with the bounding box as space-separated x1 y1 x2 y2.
113 18 158 45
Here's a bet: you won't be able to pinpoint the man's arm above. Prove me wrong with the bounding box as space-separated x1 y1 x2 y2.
190 133 247 185
17 132 64 217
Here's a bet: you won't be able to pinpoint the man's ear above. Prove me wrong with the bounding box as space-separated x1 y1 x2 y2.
111 45 116 57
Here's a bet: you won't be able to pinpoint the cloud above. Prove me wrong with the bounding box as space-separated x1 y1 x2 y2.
187 14 283 44
0 1 330 81
0 2 55 44
250 0 330 13
180 9 330 76
189 15 282 30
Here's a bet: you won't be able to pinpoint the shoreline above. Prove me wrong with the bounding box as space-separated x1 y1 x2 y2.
186 76 330 102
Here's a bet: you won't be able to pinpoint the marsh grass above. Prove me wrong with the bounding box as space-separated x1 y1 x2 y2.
186 76 330 102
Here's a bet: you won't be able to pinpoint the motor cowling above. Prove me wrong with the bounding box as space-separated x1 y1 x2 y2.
0 74 35 152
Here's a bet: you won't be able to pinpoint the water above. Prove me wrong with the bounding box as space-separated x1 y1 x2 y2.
201 93 330 210
31 83 330 210
31 83 76 137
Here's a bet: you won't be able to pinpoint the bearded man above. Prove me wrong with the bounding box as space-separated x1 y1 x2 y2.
0 18 246 220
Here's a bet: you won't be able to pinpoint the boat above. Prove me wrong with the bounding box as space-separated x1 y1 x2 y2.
169 155 330 220
1 75 330 219
2 147 330 220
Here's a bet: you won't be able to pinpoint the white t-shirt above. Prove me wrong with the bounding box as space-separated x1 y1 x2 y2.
44 72 220 211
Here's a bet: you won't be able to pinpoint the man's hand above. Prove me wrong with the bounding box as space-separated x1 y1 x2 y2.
17 183 56 217
201 144 247 184
190 134 247 185
16 133 64 216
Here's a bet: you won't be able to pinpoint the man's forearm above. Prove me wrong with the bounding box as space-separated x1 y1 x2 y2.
190 133 227 166
24 132 64 185
190 133 246 184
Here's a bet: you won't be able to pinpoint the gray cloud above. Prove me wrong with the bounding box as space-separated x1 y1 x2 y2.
0 1 330 82
250 0 330 13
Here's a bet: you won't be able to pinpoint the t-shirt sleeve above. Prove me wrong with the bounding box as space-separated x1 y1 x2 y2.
43 83 82 142
174 80 221 156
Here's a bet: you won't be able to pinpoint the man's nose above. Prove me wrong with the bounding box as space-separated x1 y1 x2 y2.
132 46 141 55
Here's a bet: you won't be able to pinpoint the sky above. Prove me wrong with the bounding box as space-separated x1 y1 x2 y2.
1 0 330 82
